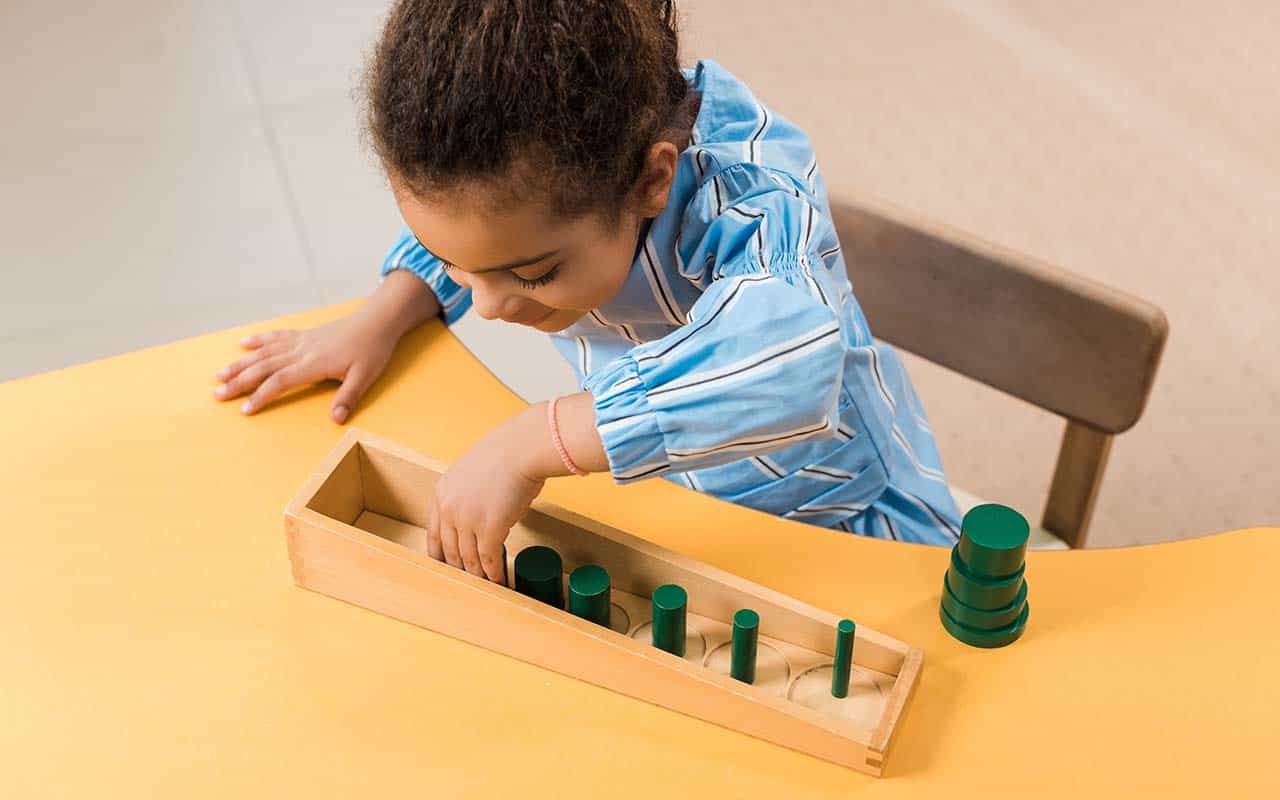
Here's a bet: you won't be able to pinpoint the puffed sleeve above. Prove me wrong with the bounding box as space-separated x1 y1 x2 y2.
584 171 859 482
379 225 472 325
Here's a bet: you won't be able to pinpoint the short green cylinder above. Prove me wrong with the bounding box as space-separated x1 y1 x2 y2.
651 584 688 657
513 545 563 608
730 609 759 684
831 619 856 698
567 564 611 628
957 503 1030 578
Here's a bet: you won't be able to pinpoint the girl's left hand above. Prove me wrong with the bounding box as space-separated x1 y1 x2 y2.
427 414 546 582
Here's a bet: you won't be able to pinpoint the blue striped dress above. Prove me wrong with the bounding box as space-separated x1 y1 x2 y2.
381 58 962 545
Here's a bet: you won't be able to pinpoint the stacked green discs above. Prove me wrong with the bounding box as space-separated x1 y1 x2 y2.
940 504 1031 648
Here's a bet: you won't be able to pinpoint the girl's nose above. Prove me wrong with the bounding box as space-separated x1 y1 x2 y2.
471 285 522 322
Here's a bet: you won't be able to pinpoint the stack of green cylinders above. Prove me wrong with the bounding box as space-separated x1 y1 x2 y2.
940 504 1031 648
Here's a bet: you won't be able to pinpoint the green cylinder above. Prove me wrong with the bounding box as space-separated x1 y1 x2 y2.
957 503 1030 578
651 584 688 657
513 545 563 608
730 609 760 684
831 619 856 698
942 573 1028 629
940 601 1030 649
947 546 1025 609
567 564 611 628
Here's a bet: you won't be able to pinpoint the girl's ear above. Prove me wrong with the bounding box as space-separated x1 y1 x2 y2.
630 141 680 218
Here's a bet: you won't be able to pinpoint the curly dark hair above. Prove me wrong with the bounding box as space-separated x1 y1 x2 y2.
364 0 692 223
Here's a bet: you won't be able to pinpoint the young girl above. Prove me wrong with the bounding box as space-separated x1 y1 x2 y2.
216 0 962 581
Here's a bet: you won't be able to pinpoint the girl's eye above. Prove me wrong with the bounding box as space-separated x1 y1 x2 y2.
515 263 561 290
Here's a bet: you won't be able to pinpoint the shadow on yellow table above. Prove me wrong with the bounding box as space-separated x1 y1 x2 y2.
2 301 1277 798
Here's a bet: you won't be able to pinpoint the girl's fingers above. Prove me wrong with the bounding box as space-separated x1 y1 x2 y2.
438 515 463 569
477 535 506 584
216 356 291 402
240 329 294 350
457 528 484 578
216 343 286 385
426 500 444 561
241 362 319 415
330 363 377 425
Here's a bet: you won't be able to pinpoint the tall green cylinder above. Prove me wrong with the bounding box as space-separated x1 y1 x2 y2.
831 619 856 698
513 545 563 608
567 564 611 628
651 584 688 657
730 609 760 684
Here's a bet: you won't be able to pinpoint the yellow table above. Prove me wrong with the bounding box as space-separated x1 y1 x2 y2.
3 303 1277 797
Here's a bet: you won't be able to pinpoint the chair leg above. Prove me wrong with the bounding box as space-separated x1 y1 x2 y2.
1042 422 1113 548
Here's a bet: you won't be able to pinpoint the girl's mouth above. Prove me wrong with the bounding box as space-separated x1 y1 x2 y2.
513 307 556 327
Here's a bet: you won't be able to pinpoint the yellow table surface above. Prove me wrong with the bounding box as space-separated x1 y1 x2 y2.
3 302 1277 797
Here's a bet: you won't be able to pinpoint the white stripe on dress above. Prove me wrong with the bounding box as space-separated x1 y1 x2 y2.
596 411 656 441
746 101 771 163
788 502 869 517
575 336 591 376
647 322 840 402
751 457 781 479
668 418 832 460
641 234 685 325
799 464 857 482
590 308 641 345
867 347 897 413
804 154 818 192
635 275 772 365
891 425 948 484
616 461 670 481
896 488 960 539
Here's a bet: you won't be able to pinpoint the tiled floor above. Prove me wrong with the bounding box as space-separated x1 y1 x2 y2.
3 1 1277 545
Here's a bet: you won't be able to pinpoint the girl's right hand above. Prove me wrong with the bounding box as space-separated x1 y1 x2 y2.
213 314 397 424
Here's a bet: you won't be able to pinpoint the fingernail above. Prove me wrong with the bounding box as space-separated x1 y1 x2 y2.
332 405 349 423
216 369 228 380
214 385 226 398
240 336 253 345
240 401 253 414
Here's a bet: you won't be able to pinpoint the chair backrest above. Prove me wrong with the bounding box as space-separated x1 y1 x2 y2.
829 195 1169 547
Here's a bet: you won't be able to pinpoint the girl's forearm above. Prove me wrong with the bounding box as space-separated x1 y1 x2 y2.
354 270 442 339
513 392 610 480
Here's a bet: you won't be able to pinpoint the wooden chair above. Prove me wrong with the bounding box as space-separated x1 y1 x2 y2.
829 196 1169 548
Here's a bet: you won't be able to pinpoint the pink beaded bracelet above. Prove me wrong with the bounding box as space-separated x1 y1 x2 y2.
547 395 588 477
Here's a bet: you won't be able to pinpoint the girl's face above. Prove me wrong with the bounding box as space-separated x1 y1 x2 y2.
391 143 679 333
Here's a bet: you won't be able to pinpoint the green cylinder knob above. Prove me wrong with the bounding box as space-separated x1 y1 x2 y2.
568 564 611 627
831 619 856 698
957 503 1030 578
730 609 760 684
513 545 563 608
651 584 688 657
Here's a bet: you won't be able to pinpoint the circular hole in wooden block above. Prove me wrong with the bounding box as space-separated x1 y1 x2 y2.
630 622 706 663
787 664 886 729
608 603 630 634
703 640 790 694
